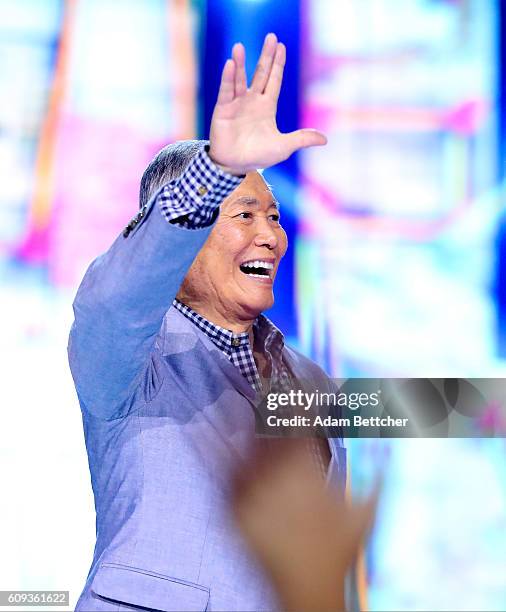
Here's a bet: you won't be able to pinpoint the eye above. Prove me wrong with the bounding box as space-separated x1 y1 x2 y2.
269 213 280 223
236 211 253 220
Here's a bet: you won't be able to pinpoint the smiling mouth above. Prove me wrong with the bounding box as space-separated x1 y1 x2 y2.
239 259 275 279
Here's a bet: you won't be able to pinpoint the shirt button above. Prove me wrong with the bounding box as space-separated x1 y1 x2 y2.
197 185 208 196
231 338 241 347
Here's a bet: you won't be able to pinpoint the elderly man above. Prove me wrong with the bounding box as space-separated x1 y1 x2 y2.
69 34 346 612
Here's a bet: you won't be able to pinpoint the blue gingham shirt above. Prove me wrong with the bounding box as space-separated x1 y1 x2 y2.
157 145 242 229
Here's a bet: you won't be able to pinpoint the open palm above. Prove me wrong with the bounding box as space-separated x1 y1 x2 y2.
209 33 327 175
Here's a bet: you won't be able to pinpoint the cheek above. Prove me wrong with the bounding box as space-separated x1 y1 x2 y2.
214 223 252 260
187 225 249 289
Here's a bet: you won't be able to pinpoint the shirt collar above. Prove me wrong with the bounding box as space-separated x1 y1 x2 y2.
172 299 284 356
253 314 285 357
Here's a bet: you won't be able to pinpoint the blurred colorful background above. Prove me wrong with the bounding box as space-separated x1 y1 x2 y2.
0 0 505 610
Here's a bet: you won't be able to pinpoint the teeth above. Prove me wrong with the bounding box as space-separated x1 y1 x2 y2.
242 260 274 270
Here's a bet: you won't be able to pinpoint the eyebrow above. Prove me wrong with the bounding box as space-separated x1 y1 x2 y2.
232 195 280 210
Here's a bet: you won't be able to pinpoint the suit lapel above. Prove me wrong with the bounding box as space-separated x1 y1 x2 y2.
159 307 259 467
161 307 257 399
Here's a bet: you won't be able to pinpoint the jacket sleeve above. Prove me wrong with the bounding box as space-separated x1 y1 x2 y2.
68 149 241 420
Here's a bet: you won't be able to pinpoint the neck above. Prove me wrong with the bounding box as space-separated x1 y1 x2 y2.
176 296 256 339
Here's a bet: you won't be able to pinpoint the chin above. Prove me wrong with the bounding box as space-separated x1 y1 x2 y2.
243 297 274 318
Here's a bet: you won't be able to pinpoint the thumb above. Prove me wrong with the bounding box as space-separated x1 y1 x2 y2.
282 128 327 155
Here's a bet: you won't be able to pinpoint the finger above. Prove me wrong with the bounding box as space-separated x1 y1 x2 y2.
232 43 247 96
265 43 286 101
250 32 278 93
282 129 328 156
216 58 236 105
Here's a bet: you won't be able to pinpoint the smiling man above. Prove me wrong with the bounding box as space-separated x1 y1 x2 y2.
176 172 286 348
68 34 347 612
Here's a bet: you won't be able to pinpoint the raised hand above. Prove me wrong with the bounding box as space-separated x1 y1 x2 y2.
208 33 327 176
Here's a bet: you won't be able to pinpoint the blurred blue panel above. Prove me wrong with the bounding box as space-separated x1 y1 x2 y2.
199 0 300 337
495 0 506 357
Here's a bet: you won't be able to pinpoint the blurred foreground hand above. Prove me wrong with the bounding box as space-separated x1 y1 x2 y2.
233 441 378 612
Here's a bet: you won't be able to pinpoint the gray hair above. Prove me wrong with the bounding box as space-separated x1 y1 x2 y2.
139 139 209 209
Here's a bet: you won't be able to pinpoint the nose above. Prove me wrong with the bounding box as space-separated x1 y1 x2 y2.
253 217 278 250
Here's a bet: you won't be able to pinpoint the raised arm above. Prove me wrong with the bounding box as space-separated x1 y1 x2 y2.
68 151 238 419
68 33 327 420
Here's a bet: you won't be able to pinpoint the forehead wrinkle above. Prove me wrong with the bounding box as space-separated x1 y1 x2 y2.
231 195 279 210
233 196 259 207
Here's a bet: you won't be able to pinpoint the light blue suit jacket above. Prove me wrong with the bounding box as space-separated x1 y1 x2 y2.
68 194 347 611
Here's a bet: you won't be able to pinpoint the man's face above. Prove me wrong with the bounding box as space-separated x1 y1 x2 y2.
178 171 288 326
